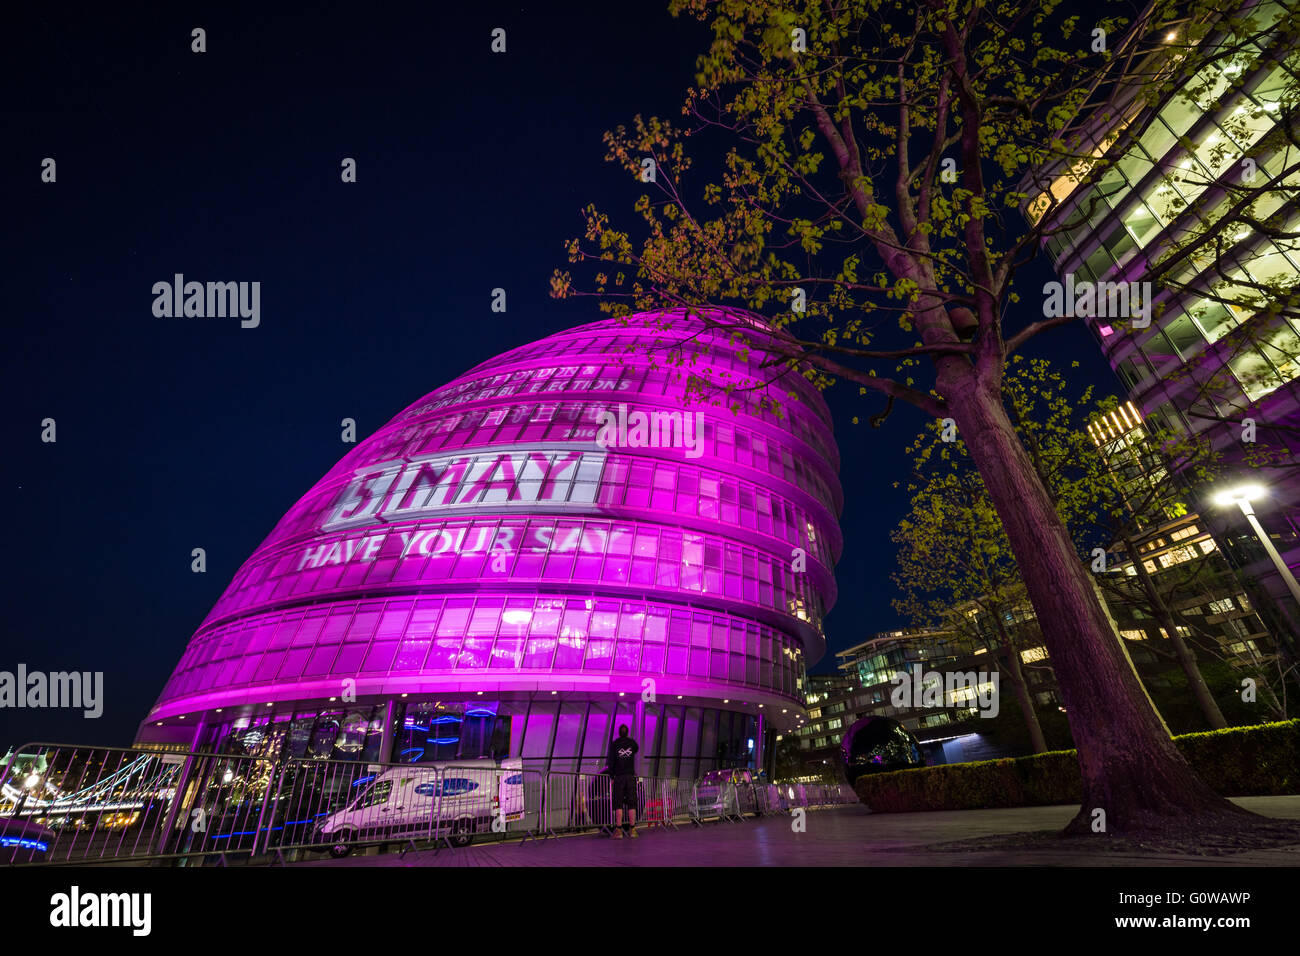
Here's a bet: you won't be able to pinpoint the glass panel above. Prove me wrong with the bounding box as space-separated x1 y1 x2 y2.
581 704 612 771
583 630 613 670
360 641 397 673
458 636 491 668
523 636 556 668
1229 344 1283 401
1190 299 1237 343
302 645 337 676
330 643 367 676
1164 314 1204 357
1138 117 1177 164
1122 201 1162 245
490 634 523 668
521 704 558 770
614 640 640 672
551 708 583 774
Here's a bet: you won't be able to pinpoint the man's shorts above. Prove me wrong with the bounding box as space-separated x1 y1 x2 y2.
612 774 638 811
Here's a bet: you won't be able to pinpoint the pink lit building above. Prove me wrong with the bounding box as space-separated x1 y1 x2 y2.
136 311 843 777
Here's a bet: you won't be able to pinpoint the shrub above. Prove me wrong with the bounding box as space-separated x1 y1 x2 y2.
854 719 1299 812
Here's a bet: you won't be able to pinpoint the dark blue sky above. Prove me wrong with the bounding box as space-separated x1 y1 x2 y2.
1 1 1115 747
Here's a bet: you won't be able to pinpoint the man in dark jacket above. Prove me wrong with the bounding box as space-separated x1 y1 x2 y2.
607 725 639 838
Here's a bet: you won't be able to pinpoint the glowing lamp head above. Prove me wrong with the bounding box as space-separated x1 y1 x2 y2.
1212 484 1266 508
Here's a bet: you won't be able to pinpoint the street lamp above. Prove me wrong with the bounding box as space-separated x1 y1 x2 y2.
1211 483 1300 608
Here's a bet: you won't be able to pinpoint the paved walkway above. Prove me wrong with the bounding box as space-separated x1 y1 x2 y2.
291 796 1300 867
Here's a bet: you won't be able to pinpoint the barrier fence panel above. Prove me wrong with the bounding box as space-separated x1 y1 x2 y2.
734 782 760 817
640 775 679 829
1 742 168 865
663 778 696 826
540 770 572 834
162 751 284 861
0 743 278 865
691 779 742 823
547 771 612 834
262 757 402 858
262 757 534 858
436 762 530 844
514 769 547 840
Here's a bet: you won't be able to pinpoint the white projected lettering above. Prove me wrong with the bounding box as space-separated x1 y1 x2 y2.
403 369 633 418
296 524 624 571
321 448 605 531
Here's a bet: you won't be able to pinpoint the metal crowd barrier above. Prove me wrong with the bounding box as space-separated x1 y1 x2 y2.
2 741 860 866
690 780 741 823
642 776 694 829
0 742 279 865
258 758 536 858
543 770 606 835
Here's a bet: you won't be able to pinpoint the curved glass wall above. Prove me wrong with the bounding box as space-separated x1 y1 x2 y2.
141 310 844 767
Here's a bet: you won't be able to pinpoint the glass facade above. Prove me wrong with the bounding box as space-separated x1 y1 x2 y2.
196 700 757 777
1033 3 1300 634
1035 2 1300 431
138 310 843 775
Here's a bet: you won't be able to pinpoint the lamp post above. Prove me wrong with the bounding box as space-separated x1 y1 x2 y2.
1212 483 1300 608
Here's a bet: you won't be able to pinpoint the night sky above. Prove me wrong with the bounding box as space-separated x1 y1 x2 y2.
2 1 1115 747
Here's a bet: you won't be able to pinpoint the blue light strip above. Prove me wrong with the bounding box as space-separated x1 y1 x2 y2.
0 837 47 851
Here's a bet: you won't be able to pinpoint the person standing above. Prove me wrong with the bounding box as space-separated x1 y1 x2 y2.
607 724 639 838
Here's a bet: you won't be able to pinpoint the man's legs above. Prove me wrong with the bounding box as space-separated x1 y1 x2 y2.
612 776 636 837
622 777 638 836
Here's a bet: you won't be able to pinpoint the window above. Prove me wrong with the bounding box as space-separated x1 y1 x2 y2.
356 781 392 809
1164 315 1204 357
1191 297 1238 340
1123 200 1162 246
1138 117 1177 163
1229 347 1284 401
1140 329 1181 376
1095 166 1129 208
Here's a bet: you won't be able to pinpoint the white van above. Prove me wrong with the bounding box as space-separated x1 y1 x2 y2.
317 758 524 856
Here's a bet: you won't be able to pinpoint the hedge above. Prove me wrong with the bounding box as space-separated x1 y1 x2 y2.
854 719 1300 812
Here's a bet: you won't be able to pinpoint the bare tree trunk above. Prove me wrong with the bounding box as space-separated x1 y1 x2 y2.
945 374 1247 833
992 614 1048 754
1006 644 1048 754
1122 535 1228 730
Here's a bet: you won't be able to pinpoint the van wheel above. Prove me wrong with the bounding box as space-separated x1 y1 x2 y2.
450 819 475 848
329 831 355 858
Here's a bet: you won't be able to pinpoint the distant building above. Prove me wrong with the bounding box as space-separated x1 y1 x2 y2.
1086 403 1285 693
795 630 1013 769
1025 1 1300 637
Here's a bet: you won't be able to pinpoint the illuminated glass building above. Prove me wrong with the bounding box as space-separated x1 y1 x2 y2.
135 311 843 778
1085 403 1280 675
1027 1 1300 635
